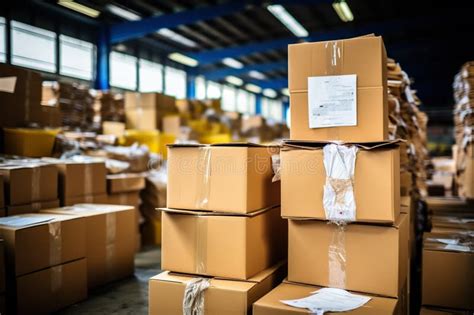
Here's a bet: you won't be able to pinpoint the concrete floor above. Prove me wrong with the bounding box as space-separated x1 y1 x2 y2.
58 247 162 315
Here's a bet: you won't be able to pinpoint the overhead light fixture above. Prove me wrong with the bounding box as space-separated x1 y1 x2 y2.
58 0 100 18
332 0 354 22
263 88 277 98
225 76 244 86
281 88 290 96
267 4 308 38
248 70 266 80
222 58 244 69
106 4 141 21
245 83 262 94
168 53 199 67
157 28 197 48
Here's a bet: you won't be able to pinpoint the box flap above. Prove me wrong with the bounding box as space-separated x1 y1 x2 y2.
43 204 134 217
167 142 279 148
283 139 404 151
424 232 473 253
285 213 406 229
0 213 80 230
157 205 277 217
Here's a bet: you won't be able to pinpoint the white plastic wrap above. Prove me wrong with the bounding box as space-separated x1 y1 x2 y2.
183 277 211 315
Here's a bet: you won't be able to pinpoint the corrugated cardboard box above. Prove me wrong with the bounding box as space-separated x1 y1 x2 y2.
253 281 401 315
125 92 177 130
281 141 400 223
15 258 87 315
167 143 280 213
0 163 58 206
288 214 408 298
162 115 181 136
62 193 108 207
400 171 411 197
107 173 145 194
107 191 140 208
7 199 60 216
161 206 287 280
0 213 86 276
422 233 474 310
41 204 136 289
149 262 286 315
288 35 388 142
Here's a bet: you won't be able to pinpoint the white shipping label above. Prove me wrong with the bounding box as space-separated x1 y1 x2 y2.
308 74 357 128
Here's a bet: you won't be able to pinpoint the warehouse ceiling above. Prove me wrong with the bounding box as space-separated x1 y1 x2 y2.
4 0 474 124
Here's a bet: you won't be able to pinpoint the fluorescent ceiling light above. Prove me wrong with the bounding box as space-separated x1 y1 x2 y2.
281 88 289 97
106 4 141 21
58 0 100 18
267 4 308 38
332 0 354 22
222 58 243 69
168 53 199 67
248 70 266 80
225 76 243 86
157 28 197 48
263 88 277 98
245 83 262 94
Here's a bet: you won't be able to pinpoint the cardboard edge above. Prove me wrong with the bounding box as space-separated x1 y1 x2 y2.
157 205 279 217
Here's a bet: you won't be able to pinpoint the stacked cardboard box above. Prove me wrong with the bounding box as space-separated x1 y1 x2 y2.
453 62 474 199
254 35 408 314
125 92 177 131
98 91 125 124
148 143 287 314
0 162 59 216
0 213 87 314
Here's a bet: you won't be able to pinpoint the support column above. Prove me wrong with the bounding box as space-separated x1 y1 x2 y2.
95 26 110 90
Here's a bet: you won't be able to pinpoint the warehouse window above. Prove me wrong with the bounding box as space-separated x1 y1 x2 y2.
59 35 95 80
206 81 222 99
164 66 186 99
248 93 256 114
139 59 163 92
262 97 283 122
237 89 257 114
195 76 206 100
0 17 5 63
110 51 137 90
222 85 237 111
11 20 56 72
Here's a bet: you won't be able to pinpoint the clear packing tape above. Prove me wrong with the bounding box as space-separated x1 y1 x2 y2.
183 277 211 315
271 154 281 182
105 212 117 278
324 41 343 75
48 221 63 294
195 147 212 210
84 163 93 195
322 144 358 289
195 216 208 275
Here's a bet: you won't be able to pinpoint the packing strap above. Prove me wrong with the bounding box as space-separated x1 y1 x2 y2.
195 216 208 275
183 278 211 315
322 143 358 289
48 221 62 266
105 212 117 279
31 166 41 202
84 163 93 195
195 147 212 210
324 40 343 75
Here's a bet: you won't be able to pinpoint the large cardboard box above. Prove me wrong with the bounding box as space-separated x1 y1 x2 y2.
281 141 400 223
288 35 388 142
0 163 58 206
167 143 280 213
62 193 108 207
42 204 136 289
107 191 140 208
148 262 286 315
422 233 474 310
288 214 408 298
161 206 287 280
125 92 177 130
6 199 60 216
253 282 401 315
107 173 145 194
15 258 87 315
0 213 86 276
0 63 43 128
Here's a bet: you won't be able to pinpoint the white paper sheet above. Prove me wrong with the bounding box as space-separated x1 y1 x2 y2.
308 74 357 128
281 287 371 314
0 77 17 93
0 215 55 228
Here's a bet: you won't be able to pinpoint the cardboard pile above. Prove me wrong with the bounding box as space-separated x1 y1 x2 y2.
453 62 474 199
148 143 287 314
254 35 409 314
125 92 177 131
387 58 429 199
98 91 125 124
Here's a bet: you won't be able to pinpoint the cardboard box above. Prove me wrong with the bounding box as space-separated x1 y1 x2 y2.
427 197 474 213
125 92 177 130
288 35 388 142
161 206 287 280
62 193 108 207
420 306 473 315
0 213 86 277
107 173 145 194
7 199 60 216
422 233 474 310
288 214 408 298
281 141 400 223
14 258 87 315
0 163 58 206
102 121 126 137
253 281 401 315
41 204 136 289
148 262 286 315
162 115 181 136
107 191 140 208
167 143 280 213
0 63 42 128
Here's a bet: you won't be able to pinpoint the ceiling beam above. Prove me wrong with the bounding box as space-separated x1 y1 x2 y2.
110 1 247 43
201 61 287 80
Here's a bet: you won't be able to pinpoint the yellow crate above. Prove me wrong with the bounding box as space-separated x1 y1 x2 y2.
199 133 232 144
124 129 160 153
3 128 59 157
159 133 176 159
